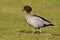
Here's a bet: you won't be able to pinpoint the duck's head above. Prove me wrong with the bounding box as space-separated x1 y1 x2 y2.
22 5 32 13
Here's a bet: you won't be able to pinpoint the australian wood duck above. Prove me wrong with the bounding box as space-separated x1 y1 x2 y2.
22 5 54 34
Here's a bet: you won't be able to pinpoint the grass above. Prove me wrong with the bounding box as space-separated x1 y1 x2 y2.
0 0 60 40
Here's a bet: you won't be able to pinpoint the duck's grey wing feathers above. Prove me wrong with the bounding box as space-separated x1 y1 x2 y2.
33 15 51 23
33 15 54 26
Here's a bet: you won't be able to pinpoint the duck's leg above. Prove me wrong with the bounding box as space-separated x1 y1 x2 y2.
33 28 36 34
38 27 41 33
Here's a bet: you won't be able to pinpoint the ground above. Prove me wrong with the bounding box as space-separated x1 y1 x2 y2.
0 0 60 40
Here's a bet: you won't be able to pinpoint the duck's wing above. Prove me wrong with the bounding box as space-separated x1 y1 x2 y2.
33 15 54 26
33 15 51 23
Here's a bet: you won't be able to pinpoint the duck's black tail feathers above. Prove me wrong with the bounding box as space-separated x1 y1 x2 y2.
44 24 54 27
49 24 54 26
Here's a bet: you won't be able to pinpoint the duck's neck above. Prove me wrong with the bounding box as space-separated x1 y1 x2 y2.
25 13 31 19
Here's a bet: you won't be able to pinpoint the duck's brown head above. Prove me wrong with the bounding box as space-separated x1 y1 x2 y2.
22 6 32 13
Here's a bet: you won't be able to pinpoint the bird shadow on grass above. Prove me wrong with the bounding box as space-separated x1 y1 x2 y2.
19 30 47 34
19 30 32 33
19 30 60 36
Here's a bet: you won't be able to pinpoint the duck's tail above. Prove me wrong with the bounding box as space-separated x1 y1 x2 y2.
44 23 54 27
49 24 54 26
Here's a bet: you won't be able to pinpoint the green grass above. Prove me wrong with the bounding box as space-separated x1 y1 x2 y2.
0 0 60 40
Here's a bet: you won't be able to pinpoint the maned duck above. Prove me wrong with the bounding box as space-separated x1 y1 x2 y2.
22 5 54 34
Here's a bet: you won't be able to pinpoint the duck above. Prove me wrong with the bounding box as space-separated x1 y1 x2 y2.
22 5 54 34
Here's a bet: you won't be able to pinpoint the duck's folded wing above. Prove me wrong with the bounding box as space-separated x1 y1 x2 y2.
33 15 54 26
33 15 51 23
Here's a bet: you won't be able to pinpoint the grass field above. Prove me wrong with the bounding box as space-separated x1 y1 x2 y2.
0 0 60 40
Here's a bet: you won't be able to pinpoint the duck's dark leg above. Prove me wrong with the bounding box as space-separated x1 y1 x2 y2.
38 27 41 33
33 28 36 34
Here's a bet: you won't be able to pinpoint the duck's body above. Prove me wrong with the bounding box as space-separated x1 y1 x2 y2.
23 6 54 34
25 13 51 28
